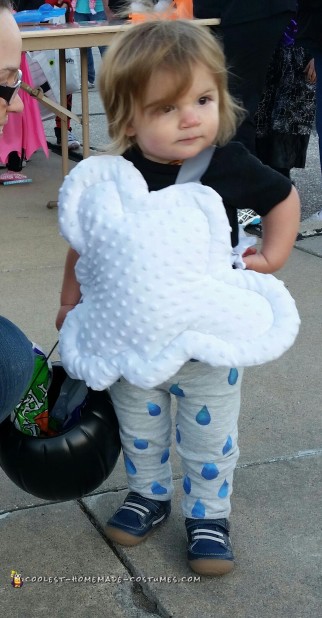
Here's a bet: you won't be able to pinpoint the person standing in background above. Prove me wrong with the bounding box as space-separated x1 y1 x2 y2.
297 0 322 221
73 0 110 88
192 1 297 156
14 0 80 150
255 17 316 180
0 51 49 176
45 0 81 149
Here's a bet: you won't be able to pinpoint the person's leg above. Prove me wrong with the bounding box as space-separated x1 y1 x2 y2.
90 11 107 58
110 377 173 498
307 50 322 220
106 377 173 545
6 150 24 172
74 12 96 84
86 48 96 85
314 50 322 172
175 363 242 520
55 95 80 150
0 317 34 422
173 361 243 575
217 12 294 154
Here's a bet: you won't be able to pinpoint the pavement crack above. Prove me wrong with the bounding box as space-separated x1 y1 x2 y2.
237 448 322 469
78 500 170 618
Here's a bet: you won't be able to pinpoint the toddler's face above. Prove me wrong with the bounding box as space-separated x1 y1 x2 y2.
0 10 23 136
125 63 220 163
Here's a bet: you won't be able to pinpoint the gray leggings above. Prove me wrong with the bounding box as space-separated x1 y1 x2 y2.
110 361 243 520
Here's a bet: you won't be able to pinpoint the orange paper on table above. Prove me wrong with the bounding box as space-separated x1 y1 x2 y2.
176 0 193 19
130 0 193 23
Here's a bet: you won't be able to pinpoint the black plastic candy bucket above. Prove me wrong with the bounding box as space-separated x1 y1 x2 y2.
0 364 121 501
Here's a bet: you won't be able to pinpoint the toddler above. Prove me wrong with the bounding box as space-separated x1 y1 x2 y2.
56 19 300 576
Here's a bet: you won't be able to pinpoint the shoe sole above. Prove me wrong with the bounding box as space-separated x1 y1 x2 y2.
188 557 234 576
56 143 80 150
105 512 169 547
105 525 154 546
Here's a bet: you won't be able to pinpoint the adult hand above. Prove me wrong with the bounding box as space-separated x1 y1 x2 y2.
304 58 316 84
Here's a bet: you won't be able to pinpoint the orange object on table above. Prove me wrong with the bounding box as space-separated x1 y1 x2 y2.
130 0 193 23
175 0 193 19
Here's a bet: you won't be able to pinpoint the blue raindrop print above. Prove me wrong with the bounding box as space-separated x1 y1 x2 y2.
151 481 168 495
169 383 185 397
176 424 181 444
134 438 149 450
124 454 137 475
222 435 233 455
195 406 211 426
191 499 206 518
228 368 238 385
218 479 229 499
183 475 191 494
147 402 161 416
161 448 170 464
201 463 219 480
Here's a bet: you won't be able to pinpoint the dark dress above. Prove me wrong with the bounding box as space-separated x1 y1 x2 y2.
255 20 316 173
193 1 297 155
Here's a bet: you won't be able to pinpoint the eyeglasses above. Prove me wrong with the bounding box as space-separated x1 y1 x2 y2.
0 69 22 105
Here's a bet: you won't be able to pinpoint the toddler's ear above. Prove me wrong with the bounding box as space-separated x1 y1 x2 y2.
125 121 136 137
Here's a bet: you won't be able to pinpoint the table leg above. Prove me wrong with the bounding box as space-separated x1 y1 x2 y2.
59 48 69 177
46 45 89 208
47 49 68 209
80 48 90 159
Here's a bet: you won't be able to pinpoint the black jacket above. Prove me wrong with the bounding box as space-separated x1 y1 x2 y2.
297 0 322 52
193 1 297 25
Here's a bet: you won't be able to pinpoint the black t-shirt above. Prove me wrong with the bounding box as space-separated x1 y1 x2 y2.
123 142 292 247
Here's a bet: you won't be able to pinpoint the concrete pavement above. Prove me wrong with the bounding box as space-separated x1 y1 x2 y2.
0 73 322 617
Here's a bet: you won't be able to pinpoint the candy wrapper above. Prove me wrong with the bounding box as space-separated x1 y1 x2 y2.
11 347 89 437
11 343 52 437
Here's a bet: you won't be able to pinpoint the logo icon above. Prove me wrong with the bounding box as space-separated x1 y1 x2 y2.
11 570 23 588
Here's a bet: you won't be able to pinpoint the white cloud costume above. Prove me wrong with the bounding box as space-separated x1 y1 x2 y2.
58 155 300 390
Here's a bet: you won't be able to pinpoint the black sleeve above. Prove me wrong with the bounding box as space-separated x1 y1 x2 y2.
203 141 293 217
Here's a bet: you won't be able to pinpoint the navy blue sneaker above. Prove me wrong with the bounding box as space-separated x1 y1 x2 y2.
186 518 234 576
105 491 171 546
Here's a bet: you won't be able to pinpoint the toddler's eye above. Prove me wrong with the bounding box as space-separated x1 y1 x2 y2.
162 104 175 113
198 96 211 105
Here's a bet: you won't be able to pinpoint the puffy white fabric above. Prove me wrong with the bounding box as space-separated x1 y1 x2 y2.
58 155 300 390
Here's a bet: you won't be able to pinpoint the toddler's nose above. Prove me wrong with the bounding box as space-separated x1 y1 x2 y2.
179 108 200 128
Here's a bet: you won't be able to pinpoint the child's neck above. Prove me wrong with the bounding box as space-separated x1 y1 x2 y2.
143 153 183 166
134 145 183 166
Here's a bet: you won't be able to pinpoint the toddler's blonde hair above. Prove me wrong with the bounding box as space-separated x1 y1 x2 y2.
99 19 243 154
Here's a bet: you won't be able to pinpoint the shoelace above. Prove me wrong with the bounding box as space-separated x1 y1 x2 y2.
190 527 226 545
117 499 167 526
118 500 150 517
